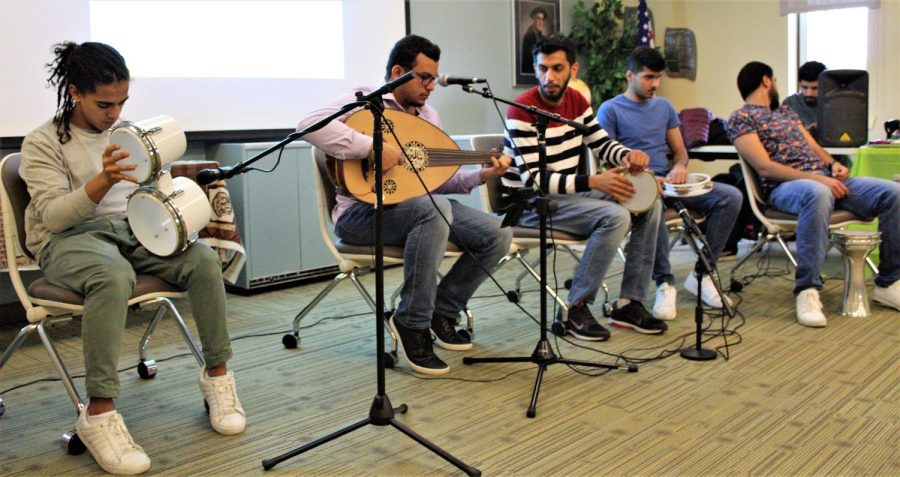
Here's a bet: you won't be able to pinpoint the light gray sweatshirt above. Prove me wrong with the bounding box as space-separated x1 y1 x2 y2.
20 119 136 258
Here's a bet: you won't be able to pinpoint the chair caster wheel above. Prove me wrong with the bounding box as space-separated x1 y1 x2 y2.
564 278 572 290
506 290 521 303
282 333 300 349
729 280 743 293
61 431 87 455
384 352 397 369
551 321 565 337
137 360 157 379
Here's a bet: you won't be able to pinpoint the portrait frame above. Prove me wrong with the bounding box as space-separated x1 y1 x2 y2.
513 0 560 86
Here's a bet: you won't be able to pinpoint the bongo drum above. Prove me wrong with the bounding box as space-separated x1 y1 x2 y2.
110 115 187 185
127 172 212 257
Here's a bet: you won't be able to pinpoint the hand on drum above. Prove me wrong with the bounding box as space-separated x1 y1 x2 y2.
621 149 649 174
590 166 635 202
665 163 689 184
101 144 139 184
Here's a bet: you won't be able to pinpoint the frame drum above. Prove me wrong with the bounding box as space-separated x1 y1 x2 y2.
111 115 187 185
127 172 211 256
663 173 713 198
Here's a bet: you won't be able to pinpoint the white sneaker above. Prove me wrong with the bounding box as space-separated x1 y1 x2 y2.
199 367 246 435
873 281 900 311
76 409 151 475
652 283 677 321
684 273 732 308
796 289 827 327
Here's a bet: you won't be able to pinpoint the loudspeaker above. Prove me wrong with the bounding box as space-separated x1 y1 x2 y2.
817 69 868 147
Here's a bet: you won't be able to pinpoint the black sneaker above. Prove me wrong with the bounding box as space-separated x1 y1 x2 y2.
430 314 473 351
388 316 450 375
609 301 668 334
557 304 610 341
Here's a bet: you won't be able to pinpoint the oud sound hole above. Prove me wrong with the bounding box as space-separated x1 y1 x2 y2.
402 141 428 172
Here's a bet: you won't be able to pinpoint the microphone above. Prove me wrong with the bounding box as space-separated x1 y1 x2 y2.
438 74 487 87
196 166 235 185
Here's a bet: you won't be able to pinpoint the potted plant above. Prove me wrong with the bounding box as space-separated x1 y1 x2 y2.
569 0 638 108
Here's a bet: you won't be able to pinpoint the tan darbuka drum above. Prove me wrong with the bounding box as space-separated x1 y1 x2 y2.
127 172 211 257
111 115 187 185
620 170 659 213
830 230 881 317
663 173 713 198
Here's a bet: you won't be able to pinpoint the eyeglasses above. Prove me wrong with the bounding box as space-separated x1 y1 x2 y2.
411 70 438 86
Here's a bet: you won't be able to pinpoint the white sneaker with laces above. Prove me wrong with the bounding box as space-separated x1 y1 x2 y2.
796 288 827 327
75 409 151 475
199 367 246 435
684 273 732 308
652 283 677 320
873 281 900 311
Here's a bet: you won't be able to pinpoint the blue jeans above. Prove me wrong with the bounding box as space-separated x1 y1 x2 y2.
519 191 661 306
768 176 900 294
654 182 743 285
335 196 512 330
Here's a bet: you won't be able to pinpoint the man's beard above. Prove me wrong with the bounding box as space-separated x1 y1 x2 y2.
769 89 780 111
803 95 818 106
540 76 570 102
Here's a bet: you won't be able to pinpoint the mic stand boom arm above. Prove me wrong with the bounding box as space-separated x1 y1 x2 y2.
198 71 418 185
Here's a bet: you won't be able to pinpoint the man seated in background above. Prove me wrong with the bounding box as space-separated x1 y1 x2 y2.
729 61 900 327
297 35 512 376
597 46 741 321
782 60 827 139
503 34 667 339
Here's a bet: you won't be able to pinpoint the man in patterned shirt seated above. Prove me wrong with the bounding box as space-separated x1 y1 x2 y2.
728 61 900 327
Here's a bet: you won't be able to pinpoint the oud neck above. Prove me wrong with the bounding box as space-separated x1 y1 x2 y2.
427 148 502 166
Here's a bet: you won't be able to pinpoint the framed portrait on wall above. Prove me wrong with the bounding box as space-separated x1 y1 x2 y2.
514 0 560 86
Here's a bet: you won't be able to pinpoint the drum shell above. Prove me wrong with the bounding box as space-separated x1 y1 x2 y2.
110 115 187 184
126 175 211 256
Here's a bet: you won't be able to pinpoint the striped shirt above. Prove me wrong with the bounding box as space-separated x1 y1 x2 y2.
502 87 630 195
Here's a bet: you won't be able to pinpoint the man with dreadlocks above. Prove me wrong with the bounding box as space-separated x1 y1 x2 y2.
19 41 245 475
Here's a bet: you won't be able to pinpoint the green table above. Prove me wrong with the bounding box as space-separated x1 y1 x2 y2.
848 145 900 267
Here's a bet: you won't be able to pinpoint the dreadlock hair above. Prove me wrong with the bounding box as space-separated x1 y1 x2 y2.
45 41 130 143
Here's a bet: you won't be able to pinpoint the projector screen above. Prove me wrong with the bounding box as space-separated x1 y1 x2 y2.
0 0 406 137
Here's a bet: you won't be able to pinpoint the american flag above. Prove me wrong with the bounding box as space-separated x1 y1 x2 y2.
637 0 654 47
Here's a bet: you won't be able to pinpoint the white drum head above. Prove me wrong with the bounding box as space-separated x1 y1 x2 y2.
620 171 659 213
110 115 186 185
663 173 713 198
127 176 211 256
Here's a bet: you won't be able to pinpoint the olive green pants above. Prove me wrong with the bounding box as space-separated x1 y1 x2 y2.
39 219 232 399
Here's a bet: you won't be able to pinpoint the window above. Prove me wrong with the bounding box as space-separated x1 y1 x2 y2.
789 7 868 94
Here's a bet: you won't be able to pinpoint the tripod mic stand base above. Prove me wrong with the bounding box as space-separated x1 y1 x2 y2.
679 347 717 361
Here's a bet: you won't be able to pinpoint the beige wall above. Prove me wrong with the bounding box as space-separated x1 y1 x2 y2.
648 0 789 119
648 0 899 139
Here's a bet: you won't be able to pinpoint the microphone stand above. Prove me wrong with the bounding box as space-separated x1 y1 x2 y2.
262 77 479 475
672 200 735 361
458 85 636 418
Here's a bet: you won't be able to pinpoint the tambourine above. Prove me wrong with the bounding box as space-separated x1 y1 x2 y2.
110 115 187 185
620 170 659 214
663 173 713 198
127 171 211 257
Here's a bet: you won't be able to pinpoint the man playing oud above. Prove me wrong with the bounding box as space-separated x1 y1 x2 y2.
298 35 512 376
